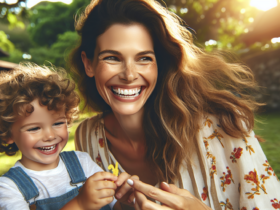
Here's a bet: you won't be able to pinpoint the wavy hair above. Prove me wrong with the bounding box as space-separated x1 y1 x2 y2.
69 0 261 183
0 63 80 156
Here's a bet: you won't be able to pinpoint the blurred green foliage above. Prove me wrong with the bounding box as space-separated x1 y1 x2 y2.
0 0 279 67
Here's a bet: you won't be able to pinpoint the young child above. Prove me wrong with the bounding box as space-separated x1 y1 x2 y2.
0 63 132 210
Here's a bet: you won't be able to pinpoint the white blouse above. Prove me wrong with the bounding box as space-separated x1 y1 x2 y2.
75 114 280 210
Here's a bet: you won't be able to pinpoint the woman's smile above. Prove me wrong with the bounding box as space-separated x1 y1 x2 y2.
82 23 158 116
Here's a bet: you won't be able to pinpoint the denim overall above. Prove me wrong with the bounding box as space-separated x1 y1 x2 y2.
3 151 111 210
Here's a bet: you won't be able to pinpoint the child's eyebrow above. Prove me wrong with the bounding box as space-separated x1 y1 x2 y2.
55 116 67 121
20 123 39 130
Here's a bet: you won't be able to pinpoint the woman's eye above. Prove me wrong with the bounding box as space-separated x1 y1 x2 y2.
54 122 65 126
139 57 153 62
104 56 119 61
27 127 40 132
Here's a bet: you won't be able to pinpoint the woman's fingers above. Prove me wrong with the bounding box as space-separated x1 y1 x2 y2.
134 190 171 210
115 173 139 203
128 179 188 208
160 182 194 198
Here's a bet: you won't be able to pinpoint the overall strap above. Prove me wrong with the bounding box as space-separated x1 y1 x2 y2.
60 151 87 185
2 167 39 202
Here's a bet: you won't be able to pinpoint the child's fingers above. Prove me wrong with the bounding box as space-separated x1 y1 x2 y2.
97 188 116 199
93 195 115 209
88 171 118 182
93 180 117 190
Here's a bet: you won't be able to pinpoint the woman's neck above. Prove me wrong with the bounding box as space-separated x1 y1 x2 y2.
104 109 146 145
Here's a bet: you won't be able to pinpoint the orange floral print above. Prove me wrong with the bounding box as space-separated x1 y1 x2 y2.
244 169 268 199
204 118 213 127
240 207 247 210
201 187 208 201
243 136 255 155
230 147 243 163
271 198 280 209
253 208 260 210
220 167 234 192
220 198 233 210
210 156 217 178
263 160 277 177
96 153 103 168
207 129 224 148
99 138 104 148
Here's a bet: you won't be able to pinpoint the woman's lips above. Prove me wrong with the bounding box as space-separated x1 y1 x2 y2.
111 86 145 102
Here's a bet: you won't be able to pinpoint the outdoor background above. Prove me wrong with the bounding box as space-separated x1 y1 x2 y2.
0 0 280 179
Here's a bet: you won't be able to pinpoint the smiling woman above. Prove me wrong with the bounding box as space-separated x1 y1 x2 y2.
69 0 280 209
81 24 157 117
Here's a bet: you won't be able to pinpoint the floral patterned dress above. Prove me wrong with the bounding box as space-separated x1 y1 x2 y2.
75 114 280 210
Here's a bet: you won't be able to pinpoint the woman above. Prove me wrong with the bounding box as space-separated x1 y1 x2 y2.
69 0 280 209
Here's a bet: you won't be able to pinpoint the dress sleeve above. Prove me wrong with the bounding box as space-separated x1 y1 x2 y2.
238 131 280 210
0 177 30 210
74 119 87 152
200 116 280 210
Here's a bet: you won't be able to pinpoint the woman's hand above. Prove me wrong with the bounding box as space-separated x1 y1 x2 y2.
127 179 212 210
114 172 139 206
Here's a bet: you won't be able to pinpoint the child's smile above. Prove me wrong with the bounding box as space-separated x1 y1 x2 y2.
8 99 68 171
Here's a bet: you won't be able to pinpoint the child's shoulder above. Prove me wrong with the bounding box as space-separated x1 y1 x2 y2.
71 151 103 177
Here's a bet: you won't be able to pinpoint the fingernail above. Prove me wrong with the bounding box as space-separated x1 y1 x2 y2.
133 198 135 204
163 182 169 187
127 179 134 186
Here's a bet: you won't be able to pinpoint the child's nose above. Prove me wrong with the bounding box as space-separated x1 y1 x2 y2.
43 128 56 141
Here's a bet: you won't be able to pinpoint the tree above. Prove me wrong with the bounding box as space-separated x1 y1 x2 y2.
163 0 260 51
28 0 91 46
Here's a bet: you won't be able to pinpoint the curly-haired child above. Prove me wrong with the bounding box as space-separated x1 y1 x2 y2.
0 63 134 210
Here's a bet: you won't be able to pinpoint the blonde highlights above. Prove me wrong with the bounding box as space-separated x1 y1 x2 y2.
70 0 261 183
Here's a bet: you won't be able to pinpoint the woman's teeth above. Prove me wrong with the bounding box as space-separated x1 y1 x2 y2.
38 145 56 151
112 87 141 98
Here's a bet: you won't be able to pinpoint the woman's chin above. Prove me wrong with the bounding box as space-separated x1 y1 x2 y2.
111 104 144 117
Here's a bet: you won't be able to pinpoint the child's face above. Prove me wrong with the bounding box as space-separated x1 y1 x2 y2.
8 99 68 171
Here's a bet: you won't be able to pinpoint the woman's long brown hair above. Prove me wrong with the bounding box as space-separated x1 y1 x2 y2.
69 0 261 183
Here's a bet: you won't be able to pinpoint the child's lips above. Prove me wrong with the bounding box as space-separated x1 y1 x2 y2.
36 143 59 155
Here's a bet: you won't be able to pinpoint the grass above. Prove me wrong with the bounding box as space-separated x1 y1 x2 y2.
254 112 280 179
0 112 279 179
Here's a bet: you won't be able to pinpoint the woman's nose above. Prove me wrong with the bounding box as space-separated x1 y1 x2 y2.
43 128 56 142
119 61 138 82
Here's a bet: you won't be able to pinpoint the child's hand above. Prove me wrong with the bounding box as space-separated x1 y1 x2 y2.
76 171 118 210
114 172 139 206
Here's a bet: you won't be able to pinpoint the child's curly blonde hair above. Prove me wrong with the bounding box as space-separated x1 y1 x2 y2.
0 63 80 156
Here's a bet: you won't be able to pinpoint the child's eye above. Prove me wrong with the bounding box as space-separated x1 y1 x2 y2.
27 127 40 132
53 122 65 126
104 56 120 61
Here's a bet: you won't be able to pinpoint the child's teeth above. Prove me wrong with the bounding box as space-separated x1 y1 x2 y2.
39 145 56 151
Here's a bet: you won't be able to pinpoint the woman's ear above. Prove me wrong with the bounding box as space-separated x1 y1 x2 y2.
81 51 95 78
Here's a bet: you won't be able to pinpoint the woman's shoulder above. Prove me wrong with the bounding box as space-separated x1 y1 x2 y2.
76 113 103 133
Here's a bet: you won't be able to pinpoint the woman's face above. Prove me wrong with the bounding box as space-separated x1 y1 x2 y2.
82 23 158 116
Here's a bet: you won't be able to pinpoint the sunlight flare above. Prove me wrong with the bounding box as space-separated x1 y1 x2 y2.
250 0 278 11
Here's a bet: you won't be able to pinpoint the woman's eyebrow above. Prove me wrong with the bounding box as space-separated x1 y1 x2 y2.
137 51 155 56
98 50 121 57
